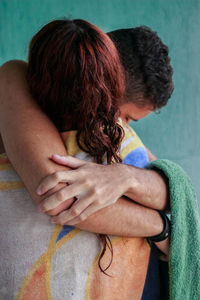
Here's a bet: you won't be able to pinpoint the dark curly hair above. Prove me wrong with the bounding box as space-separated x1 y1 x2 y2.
108 26 174 109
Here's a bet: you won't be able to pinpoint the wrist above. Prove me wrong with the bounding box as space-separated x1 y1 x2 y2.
148 211 171 242
114 163 138 196
124 166 168 210
123 165 142 199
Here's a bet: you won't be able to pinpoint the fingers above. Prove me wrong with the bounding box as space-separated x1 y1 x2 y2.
50 197 104 226
38 183 82 212
36 170 78 195
36 159 122 225
51 154 87 168
50 196 92 224
36 155 91 195
66 203 103 225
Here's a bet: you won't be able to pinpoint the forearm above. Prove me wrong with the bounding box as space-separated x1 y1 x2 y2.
0 60 68 207
76 196 169 259
76 197 164 237
0 61 168 229
121 164 168 210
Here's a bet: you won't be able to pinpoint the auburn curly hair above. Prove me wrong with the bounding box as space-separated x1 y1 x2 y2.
27 19 125 275
27 19 125 164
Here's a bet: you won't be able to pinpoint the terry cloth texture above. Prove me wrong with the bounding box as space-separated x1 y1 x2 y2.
148 159 200 300
0 120 152 300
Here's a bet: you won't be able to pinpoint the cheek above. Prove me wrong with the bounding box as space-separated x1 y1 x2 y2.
133 111 151 120
142 112 151 118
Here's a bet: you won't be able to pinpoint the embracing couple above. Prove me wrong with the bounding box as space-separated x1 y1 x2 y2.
0 19 199 300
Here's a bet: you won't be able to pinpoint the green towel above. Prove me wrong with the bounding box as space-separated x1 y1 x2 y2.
148 159 200 299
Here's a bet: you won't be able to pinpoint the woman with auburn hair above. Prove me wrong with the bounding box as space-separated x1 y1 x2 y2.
27 19 125 164
0 19 168 299
27 18 127 273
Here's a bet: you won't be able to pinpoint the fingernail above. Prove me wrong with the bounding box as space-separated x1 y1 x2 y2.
53 154 62 158
36 188 43 195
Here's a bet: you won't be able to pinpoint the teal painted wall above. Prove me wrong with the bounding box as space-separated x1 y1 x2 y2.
1 0 200 206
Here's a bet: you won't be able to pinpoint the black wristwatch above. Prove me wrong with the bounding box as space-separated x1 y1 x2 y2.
148 210 171 243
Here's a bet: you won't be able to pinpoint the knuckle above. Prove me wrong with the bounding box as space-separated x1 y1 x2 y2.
82 177 90 187
71 207 80 217
53 171 61 181
95 198 103 205
78 214 86 222
95 187 101 196
92 186 101 198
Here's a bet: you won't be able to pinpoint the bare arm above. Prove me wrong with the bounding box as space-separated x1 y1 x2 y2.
77 198 170 260
36 155 168 225
0 60 73 214
0 61 168 245
76 197 163 237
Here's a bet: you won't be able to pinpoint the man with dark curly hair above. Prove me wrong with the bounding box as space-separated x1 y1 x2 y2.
109 26 174 110
0 25 173 299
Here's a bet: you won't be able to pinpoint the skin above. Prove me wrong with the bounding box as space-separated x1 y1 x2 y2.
37 102 156 225
0 60 169 259
119 102 154 123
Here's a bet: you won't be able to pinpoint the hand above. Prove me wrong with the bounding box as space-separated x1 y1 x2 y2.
36 154 130 225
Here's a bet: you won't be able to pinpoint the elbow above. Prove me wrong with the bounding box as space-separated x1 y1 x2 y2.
0 59 27 70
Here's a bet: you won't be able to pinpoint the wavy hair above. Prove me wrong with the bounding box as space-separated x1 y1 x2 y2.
27 19 125 274
27 19 125 164
108 26 174 108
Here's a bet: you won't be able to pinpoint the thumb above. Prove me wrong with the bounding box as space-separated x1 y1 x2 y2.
51 154 87 168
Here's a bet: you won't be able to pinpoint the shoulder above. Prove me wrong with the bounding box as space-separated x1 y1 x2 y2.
118 118 145 153
118 119 149 168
